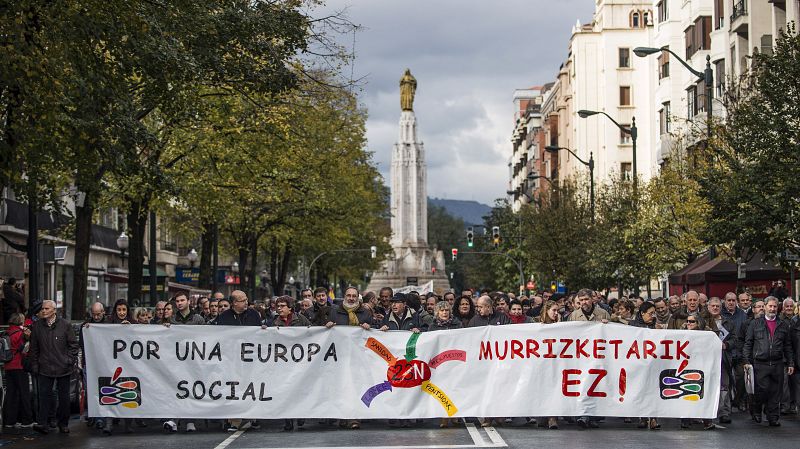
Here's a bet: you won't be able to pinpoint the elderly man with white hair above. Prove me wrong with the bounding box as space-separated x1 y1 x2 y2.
780 297 798 414
29 300 79 434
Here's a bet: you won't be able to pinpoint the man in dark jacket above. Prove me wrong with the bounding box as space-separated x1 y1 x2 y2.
743 296 795 426
380 293 423 331
311 287 334 326
721 292 748 332
328 287 372 329
29 300 78 434
468 295 510 327
215 290 262 326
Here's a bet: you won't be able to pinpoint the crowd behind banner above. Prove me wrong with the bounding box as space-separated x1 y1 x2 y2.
2 282 799 436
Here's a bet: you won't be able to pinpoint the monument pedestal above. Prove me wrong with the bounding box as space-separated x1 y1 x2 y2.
366 245 450 294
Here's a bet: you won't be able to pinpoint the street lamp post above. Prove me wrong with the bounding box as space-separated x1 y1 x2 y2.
633 47 713 143
578 110 637 195
116 232 129 265
545 146 595 223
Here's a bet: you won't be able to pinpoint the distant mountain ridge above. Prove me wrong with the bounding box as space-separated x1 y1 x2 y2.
428 198 491 226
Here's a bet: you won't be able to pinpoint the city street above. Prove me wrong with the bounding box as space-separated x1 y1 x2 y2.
5 413 800 449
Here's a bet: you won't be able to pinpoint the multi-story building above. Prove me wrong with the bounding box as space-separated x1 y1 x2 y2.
508 87 544 211
0 187 219 318
511 0 657 202
653 0 800 165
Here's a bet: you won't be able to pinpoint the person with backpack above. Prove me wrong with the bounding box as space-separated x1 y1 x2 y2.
2 312 34 429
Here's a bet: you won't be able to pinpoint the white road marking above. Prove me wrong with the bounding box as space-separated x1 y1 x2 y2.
227 420 507 449
465 422 488 446
482 427 507 447
213 429 246 449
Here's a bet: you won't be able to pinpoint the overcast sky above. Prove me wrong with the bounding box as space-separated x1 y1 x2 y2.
313 1 595 205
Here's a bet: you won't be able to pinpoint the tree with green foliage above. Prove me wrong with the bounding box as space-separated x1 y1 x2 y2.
700 27 800 264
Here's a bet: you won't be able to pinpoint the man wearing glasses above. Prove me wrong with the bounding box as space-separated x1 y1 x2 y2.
215 290 262 326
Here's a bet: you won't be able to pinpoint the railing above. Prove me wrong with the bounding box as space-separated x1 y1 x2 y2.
730 0 747 23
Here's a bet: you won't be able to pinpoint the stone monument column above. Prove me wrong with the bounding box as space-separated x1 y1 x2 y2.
367 70 450 294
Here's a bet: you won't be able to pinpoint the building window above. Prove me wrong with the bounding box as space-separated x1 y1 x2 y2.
694 16 712 51
643 11 651 26
657 0 668 22
715 59 726 96
631 12 640 28
659 102 671 135
714 0 724 29
696 78 706 113
687 86 698 117
619 48 630 68
658 48 670 79
619 86 631 106
621 163 633 181
761 34 773 56
685 25 695 58
620 125 632 144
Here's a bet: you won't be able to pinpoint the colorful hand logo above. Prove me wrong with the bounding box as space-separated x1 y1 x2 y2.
361 333 466 416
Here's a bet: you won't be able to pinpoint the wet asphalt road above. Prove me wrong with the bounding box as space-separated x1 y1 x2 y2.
4 411 800 449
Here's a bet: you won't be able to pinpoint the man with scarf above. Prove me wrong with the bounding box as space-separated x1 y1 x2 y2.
652 297 671 329
326 286 372 429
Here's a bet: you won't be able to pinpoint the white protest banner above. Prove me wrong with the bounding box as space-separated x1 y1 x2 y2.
394 280 434 295
84 322 720 419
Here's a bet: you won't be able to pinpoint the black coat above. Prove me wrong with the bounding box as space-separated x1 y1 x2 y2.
330 303 373 326
214 308 262 326
428 318 463 332
467 311 510 327
311 302 334 326
29 317 79 377
382 307 423 331
744 317 794 366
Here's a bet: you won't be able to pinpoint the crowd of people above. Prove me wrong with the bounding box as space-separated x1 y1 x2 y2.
2 284 800 436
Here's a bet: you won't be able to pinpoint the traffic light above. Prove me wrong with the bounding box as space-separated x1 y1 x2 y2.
466 227 474 247
492 226 500 248
451 248 458 261
550 281 557 292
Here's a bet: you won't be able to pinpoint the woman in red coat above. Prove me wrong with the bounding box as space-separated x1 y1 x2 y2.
3 312 34 428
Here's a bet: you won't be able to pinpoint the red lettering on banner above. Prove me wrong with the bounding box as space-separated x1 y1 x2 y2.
479 341 492 360
543 339 556 358
625 341 640 359
676 340 690 360
659 340 674 359
643 340 656 359
561 369 581 396
559 339 573 358
609 339 623 358
495 341 509 360
526 339 540 358
576 339 590 358
593 339 606 359
510 340 523 359
587 369 607 397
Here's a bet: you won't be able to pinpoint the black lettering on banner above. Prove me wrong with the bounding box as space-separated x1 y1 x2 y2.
275 344 288 362
131 341 143 359
147 340 160 359
113 340 126 359
176 380 189 399
291 344 303 362
226 381 240 400
192 381 206 399
209 343 222 361
242 383 256 401
209 381 222 400
308 343 320 361
324 342 337 362
242 342 254 362
259 383 272 401
176 342 188 361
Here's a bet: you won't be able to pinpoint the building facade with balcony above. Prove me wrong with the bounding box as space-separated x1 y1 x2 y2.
652 0 799 165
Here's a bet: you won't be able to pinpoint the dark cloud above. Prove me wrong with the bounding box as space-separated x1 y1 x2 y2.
314 0 595 204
